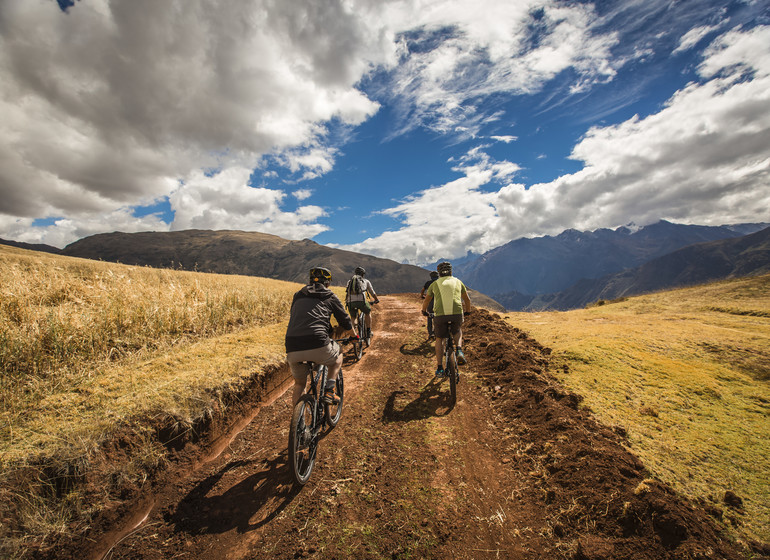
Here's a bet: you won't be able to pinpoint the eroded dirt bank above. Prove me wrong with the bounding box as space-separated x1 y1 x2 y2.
52 294 752 560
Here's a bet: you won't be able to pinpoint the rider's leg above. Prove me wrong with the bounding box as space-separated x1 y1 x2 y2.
288 359 309 408
454 325 467 365
322 346 344 403
291 379 306 408
327 350 343 382
434 336 444 368
453 328 462 348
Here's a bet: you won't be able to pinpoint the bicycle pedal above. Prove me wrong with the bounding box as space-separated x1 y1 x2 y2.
322 392 340 405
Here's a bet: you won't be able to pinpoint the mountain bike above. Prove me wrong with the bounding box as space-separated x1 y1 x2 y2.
288 337 355 486
428 313 461 406
350 301 379 360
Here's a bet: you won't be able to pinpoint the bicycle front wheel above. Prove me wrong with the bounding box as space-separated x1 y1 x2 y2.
288 395 318 485
325 369 344 427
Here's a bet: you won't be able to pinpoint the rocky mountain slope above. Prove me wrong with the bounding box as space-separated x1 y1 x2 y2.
531 225 770 310
455 220 768 299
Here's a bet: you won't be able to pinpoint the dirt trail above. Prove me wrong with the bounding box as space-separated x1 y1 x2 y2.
76 295 747 560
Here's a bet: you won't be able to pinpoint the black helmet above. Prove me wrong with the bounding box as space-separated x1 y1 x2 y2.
437 262 452 276
309 267 332 285
430 271 439 280
354 266 365 276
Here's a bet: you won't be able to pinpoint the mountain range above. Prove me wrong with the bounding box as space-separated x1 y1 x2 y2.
451 220 769 309
525 225 770 310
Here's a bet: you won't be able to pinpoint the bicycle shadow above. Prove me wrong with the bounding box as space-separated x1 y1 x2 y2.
172 450 301 536
382 379 454 422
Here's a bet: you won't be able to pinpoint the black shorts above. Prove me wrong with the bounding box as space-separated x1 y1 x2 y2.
347 300 371 315
433 313 463 338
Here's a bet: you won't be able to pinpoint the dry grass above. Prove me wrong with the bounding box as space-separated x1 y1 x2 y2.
506 274 770 543
0 245 303 557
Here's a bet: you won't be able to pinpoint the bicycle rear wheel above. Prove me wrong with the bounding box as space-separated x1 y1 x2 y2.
325 369 344 427
446 347 457 405
288 395 318 485
354 312 365 360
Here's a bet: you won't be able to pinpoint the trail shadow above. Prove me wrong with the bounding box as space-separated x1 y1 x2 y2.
172 450 301 536
382 379 454 422
399 338 434 357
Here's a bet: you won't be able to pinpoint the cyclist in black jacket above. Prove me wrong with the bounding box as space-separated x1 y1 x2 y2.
286 267 355 408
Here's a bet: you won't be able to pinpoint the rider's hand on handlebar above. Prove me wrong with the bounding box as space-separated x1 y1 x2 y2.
463 311 471 317
422 310 429 317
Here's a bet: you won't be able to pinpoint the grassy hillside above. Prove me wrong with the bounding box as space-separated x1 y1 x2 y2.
0 244 303 556
506 274 770 543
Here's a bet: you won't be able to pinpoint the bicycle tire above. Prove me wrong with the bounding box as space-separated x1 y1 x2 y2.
288 394 318 485
354 312 365 360
325 369 344 427
446 347 457 405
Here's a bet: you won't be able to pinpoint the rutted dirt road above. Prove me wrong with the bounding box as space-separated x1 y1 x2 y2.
84 295 747 560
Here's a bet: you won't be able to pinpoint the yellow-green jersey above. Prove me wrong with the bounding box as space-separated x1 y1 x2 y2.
426 276 467 316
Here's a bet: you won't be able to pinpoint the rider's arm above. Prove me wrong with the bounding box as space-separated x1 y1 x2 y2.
461 288 471 313
366 281 379 303
330 295 354 331
421 293 433 314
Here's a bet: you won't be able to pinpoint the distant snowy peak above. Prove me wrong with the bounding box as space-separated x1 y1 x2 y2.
620 222 642 234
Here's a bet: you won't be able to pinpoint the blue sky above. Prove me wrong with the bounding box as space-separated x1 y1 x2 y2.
1 0 768 265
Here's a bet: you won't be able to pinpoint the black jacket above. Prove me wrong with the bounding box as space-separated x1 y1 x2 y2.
285 283 353 353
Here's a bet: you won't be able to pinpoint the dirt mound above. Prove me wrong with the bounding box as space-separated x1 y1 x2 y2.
464 307 745 560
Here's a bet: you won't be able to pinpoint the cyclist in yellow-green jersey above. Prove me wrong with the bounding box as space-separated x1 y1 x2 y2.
421 261 472 378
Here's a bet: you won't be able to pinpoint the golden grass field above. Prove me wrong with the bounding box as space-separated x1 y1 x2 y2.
0 244 305 555
506 274 770 543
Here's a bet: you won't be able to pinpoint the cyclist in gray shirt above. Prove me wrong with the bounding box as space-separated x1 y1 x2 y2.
285 267 355 407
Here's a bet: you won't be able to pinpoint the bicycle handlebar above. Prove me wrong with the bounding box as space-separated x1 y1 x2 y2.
334 336 360 344
423 311 471 317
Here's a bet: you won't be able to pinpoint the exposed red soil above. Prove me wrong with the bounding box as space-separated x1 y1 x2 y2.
29 294 758 560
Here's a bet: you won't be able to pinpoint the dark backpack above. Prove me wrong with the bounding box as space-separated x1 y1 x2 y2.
348 275 365 295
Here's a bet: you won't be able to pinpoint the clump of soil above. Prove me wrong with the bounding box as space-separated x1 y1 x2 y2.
464 307 746 560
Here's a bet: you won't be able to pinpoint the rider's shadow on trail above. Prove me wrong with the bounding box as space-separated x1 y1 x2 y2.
172 451 300 536
399 338 434 358
382 380 454 422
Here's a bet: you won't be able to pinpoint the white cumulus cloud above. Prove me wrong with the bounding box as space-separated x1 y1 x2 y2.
338 25 770 264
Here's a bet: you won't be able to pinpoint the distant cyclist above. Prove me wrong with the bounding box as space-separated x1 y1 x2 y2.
421 262 471 378
345 266 380 340
420 270 439 339
285 267 356 408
